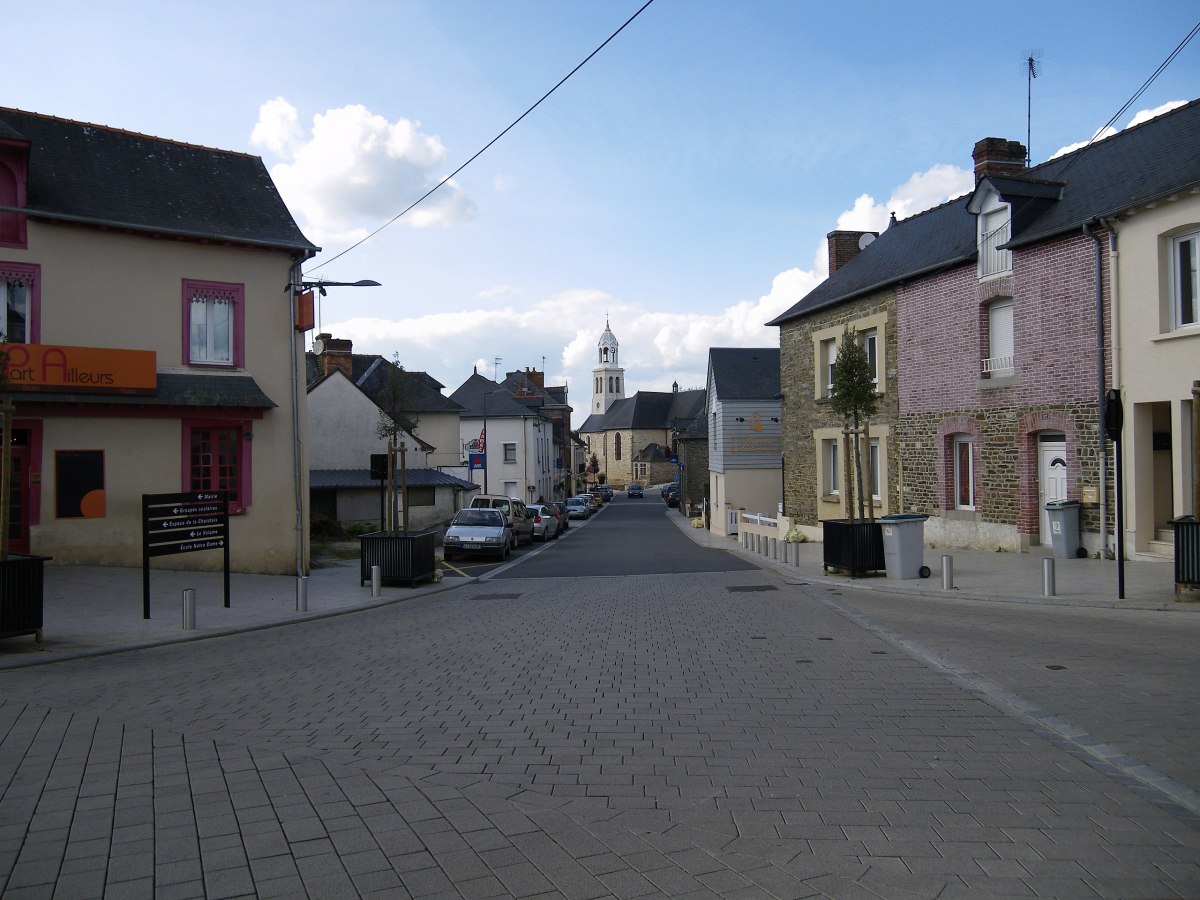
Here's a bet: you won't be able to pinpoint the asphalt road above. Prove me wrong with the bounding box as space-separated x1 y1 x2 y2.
1 494 1197 898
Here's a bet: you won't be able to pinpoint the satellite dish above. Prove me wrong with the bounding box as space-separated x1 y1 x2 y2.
858 233 876 250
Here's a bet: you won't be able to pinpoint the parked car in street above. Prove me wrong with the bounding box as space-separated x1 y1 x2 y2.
550 500 570 530
664 485 679 508
468 494 534 548
600 484 614 501
627 483 643 498
528 504 561 541
578 494 599 514
442 508 510 562
566 497 591 519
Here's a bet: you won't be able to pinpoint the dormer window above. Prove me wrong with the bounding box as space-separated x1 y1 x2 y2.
0 142 30 249
978 192 1012 279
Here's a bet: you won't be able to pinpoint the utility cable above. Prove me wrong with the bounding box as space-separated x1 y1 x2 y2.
308 0 657 273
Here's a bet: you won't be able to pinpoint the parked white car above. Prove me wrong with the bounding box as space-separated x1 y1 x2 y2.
527 504 561 541
442 508 510 562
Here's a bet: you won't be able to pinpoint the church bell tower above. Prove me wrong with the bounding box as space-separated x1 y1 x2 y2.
592 319 625 414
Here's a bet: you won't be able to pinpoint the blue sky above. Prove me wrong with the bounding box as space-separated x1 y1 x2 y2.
11 1 1200 425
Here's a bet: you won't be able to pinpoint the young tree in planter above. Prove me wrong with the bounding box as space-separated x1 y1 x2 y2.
829 325 878 522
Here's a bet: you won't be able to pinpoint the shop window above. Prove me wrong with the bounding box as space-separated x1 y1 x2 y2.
184 422 248 513
55 450 105 518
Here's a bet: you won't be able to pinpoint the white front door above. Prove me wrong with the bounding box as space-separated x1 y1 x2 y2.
1038 440 1068 545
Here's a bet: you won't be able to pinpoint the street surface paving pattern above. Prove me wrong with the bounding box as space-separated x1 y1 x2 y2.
1 502 1199 898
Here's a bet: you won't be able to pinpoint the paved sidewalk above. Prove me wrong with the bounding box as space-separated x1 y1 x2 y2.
2 513 1196 668
667 511 1199 611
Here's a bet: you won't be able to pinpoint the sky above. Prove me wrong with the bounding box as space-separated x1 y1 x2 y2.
10 1 1200 427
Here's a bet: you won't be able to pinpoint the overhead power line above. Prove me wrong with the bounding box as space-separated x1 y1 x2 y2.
309 0 657 273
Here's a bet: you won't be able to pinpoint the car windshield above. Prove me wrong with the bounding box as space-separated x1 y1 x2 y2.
454 510 503 527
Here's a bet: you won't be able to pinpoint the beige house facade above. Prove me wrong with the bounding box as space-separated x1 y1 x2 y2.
0 108 316 573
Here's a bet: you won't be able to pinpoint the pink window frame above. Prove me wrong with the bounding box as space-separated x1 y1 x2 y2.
181 419 252 514
0 146 29 250
182 279 244 368
0 260 41 343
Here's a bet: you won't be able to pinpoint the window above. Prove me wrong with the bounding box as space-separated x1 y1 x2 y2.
979 203 1012 278
860 328 878 386
0 150 28 248
1173 230 1199 329
615 433 622 460
406 486 435 507
819 338 837 398
0 262 38 342
822 439 840 495
868 439 881 500
953 437 974 509
635 463 647 479
983 299 1014 377
184 280 243 367
503 442 517 463
185 422 247 513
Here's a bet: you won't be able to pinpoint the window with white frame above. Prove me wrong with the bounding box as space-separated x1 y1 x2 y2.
503 442 517 463
1173 229 1198 329
822 439 840 495
868 438 881 500
978 201 1012 278
953 437 974 509
860 328 879 387
983 299 1014 377
185 280 243 367
819 338 837 398
0 262 38 342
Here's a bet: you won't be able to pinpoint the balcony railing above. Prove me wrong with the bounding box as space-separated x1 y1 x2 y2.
982 355 1014 377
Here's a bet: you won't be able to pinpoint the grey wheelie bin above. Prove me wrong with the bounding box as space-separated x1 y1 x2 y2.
1044 499 1083 559
880 513 931 579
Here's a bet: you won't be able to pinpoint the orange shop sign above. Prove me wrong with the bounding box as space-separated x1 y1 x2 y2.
3 344 157 394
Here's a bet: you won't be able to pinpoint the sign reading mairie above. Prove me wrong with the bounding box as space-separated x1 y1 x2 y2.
3 344 156 394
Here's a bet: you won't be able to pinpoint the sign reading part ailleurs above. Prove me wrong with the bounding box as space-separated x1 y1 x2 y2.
2 344 156 394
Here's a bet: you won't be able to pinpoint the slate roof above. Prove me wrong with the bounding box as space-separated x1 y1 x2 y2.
708 348 780 401
12 373 275 408
310 468 478 490
769 97 1200 325
449 373 540 418
579 389 706 434
0 107 317 253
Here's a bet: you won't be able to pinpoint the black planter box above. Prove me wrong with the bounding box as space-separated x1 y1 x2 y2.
359 530 436 587
0 554 51 642
822 519 885 576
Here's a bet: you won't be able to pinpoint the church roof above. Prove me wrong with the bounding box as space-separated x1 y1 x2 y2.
579 389 705 433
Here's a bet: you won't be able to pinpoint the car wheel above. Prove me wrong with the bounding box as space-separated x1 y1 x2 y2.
498 544 509 561
443 552 453 562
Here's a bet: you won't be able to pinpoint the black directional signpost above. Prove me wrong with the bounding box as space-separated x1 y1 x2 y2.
141 491 230 619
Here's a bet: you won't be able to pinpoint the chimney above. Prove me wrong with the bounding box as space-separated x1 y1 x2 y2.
827 230 877 275
527 367 545 388
318 336 353 379
973 137 1027 184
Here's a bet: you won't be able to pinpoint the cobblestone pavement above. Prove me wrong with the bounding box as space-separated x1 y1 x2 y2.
2 567 1199 898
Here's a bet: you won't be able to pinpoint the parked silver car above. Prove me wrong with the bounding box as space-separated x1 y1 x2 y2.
528 504 561 541
442 508 510 562
565 497 590 519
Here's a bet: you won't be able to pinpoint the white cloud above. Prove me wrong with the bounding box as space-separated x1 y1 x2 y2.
250 98 475 243
1051 100 1187 159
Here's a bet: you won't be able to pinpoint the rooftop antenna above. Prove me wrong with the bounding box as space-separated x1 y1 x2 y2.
1025 50 1042 166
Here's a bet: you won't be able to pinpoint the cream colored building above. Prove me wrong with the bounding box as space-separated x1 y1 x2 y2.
0 108 317 573
1110 187 1199 557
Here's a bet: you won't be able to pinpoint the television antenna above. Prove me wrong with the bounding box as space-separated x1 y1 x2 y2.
1025 50 1042 166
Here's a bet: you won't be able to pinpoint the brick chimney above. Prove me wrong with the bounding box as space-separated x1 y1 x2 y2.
316 334 353 379
827 230 877 275
972 137 1027 184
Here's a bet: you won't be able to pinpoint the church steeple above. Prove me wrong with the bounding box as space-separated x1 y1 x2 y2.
592 318 625 414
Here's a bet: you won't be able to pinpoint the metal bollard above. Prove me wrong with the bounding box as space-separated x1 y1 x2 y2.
296 575 308 612
1042 557 1056 596
182 589 196 630
941 555 954 590
371 564 382 598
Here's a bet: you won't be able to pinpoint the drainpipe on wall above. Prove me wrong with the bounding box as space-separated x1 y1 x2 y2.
1084 221 1108 558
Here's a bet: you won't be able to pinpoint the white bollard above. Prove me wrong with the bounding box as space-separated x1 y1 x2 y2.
296 576 308 612
1042 557 1056 596
182 589 196 630
371 564 382 598
941 555 954 590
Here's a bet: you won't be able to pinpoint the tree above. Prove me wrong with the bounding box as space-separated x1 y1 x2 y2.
829 325 878 522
